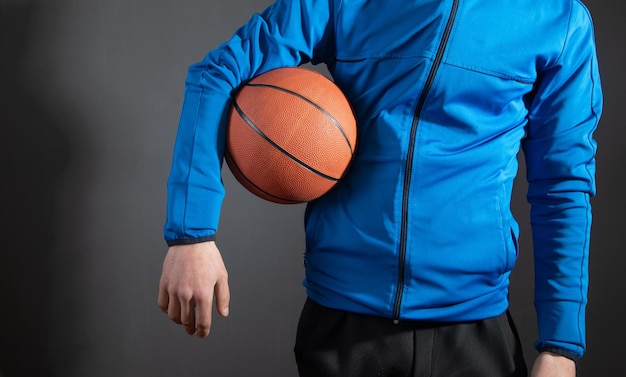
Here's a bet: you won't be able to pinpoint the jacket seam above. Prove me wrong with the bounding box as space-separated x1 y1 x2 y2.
180 75 206 237
442 61 535 84
546 0 575 72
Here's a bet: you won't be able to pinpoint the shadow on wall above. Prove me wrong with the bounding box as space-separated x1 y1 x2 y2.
0 2 82 376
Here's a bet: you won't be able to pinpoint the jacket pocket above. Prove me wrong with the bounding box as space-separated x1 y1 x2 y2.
497 184 520 273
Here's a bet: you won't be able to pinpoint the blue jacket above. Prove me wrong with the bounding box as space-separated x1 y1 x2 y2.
164 0 602 359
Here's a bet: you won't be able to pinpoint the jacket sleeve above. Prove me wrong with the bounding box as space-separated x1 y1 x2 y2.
164 0 334 246
522 0 602 360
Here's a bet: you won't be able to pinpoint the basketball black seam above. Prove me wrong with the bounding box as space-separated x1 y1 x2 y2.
231 98 341 182
225 150 303 203
246 82 354 154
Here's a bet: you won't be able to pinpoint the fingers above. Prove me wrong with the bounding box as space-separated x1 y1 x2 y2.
180 295 197 335
162 288 216 338
167 293 183 325
159 286 207 336
158 277 183 325
157 285 169 314
159 283 225 338
195 276 229 337
194 296 212 338
158 286 227 338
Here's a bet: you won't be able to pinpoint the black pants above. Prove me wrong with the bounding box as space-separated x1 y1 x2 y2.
294 298 528 377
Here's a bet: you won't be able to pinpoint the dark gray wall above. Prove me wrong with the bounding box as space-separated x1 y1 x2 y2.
0 0 622 376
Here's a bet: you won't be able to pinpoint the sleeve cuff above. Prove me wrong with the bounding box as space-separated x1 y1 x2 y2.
166 234 216 247
536 345 580 363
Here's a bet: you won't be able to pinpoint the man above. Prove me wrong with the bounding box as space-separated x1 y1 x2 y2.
158 0 602 375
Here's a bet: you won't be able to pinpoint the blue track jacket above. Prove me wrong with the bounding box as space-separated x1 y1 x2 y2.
164 0 602 359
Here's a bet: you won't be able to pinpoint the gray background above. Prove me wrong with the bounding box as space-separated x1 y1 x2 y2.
0 0 622 376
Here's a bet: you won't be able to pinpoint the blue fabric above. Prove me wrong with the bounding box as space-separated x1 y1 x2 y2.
164 0 602 359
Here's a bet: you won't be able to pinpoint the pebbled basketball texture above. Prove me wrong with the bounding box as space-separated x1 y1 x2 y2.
225 67 357 204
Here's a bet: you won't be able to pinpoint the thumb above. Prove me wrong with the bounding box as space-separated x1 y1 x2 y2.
215 276 231 317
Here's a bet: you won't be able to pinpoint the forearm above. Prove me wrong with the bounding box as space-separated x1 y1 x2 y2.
164 0 333 244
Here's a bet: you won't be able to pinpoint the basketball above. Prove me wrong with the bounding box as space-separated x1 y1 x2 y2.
225 67 357 204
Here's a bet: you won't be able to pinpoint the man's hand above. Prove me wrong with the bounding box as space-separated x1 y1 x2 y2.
158 241 230 338
531 352 576 377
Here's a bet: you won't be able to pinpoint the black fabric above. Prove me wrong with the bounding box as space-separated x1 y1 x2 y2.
535 346 579 363
294 298 528 377
165 234 216 246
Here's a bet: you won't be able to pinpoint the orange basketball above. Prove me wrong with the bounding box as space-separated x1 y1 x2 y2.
225 67 357 204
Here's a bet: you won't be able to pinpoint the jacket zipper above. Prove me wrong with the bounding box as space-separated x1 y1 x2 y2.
393 0 459 324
